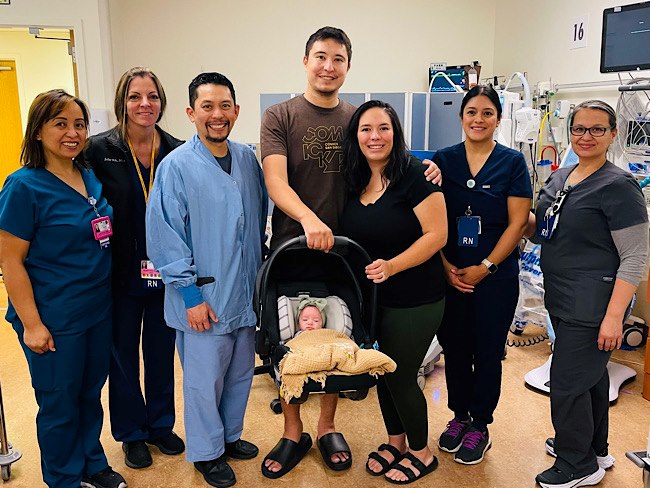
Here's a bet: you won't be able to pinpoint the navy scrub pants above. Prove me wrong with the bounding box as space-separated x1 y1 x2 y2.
549 316 611 476
17 318 111 488
109 291 176 442
437 276 519 432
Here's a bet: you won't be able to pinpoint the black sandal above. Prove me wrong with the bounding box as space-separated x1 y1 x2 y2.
366 443 403 476
317 432 352 471
385 452 438 485
261 433 312 479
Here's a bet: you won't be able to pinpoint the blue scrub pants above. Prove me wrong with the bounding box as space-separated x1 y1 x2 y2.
176 325 255 462
109 291 176 442
437 277 519 432
549 316 611 476
16 319 111 488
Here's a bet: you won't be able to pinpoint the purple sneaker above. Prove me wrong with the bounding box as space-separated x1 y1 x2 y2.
438 418 471 453
454 427 491 465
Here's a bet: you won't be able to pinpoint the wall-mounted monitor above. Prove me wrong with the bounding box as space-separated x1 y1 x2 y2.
600 2 650 73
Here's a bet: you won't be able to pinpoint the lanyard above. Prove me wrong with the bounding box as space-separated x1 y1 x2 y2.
126 131 156 203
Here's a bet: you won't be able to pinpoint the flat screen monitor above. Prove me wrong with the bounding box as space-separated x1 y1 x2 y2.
601 2 650 73
429 67 466 92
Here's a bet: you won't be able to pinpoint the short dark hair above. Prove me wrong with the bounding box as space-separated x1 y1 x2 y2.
114 67 167 141
570 99 617 129
188 72 236 108
20 89 90 169
305 26 352 63
343 100 409 196
459 85 502 120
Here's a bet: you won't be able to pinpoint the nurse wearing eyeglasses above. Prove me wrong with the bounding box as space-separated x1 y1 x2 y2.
534 100 648 488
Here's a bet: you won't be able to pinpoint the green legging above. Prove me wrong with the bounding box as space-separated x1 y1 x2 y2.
376 299 445 451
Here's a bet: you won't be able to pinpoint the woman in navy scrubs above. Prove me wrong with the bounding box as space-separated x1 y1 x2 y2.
85 68 184 469
433 85 532 465
0 90 125 488
533 101 648 488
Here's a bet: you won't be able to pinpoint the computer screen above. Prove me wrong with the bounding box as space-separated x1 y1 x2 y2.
600 2 650 73
429 67 467 92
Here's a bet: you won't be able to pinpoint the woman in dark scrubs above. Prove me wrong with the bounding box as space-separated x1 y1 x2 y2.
0 90 125 488
534 100 648 488
433 85 532 465
85 67 184 469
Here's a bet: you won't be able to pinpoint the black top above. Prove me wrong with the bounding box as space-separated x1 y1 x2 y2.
85 126 183 290
535 161 648 326
340 159 446 308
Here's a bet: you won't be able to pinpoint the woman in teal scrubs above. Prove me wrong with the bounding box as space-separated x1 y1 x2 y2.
0 90 126 488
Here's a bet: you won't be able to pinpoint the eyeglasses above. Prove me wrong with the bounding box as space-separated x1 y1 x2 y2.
569 126 612 137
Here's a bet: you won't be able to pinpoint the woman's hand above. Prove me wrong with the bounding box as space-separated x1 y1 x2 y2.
23 323 56 354
597 314 623 351
443 263 475 293
457 264 489 286
366 259 393 283
422 160 442 185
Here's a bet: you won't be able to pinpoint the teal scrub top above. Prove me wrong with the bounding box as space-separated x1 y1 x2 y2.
0 166 113 333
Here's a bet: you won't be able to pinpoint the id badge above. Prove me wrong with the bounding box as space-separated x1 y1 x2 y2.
539 212 560 240
141 260 162 289
457 216 480 247
91 216 113 248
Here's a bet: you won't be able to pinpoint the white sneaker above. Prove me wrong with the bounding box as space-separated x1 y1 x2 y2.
545 438 615 469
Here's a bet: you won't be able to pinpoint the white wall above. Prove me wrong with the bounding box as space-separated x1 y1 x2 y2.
107 0 498 144
0 29 76 132
0 0 115 121
493 0 639 109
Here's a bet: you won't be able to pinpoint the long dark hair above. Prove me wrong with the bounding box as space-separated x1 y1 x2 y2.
20 89 90 169
343 100 409 196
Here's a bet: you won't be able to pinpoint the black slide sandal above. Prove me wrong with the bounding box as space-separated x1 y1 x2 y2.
261 433 312 479
366 443 402 476
317 432 352 471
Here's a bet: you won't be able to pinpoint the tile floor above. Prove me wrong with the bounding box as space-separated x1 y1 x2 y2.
0 284 648 488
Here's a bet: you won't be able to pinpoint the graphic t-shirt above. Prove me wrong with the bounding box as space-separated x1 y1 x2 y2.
261 95 357 249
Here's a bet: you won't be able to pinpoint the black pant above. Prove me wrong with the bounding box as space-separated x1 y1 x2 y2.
377 300 445 451
109 291 177 442
549 316 611 476
437 277 518 431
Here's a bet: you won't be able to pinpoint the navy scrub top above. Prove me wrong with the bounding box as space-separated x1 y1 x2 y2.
0 166 113 334
434 142 532 280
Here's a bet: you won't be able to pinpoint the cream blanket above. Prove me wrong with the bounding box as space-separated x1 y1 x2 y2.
279 328 396 401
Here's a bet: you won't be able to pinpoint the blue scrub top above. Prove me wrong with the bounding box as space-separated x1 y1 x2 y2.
434 142 532 280
0 166 113 334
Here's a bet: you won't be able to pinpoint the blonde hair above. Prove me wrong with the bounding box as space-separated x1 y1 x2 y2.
114 67 167 140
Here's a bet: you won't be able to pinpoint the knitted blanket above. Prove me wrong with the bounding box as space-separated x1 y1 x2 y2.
279 328 396 401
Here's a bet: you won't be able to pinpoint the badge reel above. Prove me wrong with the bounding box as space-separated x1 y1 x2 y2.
88 196 113 248
540 188 570 240
457 206 481 247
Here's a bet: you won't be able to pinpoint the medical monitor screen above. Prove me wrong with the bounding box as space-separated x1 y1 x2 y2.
429 67 466 92
600 2 650 73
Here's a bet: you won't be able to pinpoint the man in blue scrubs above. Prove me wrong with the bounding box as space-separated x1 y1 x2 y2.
146 72 268 488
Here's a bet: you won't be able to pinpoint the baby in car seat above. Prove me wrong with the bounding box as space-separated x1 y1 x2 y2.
296 297 327 334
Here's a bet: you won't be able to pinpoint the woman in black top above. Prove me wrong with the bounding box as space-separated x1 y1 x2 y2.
84 67 184 469
340 100 447 484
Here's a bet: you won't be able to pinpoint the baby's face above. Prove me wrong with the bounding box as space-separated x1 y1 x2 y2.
298 306 323 331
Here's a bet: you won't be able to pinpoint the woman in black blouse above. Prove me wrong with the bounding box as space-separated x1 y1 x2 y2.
340 100 447 485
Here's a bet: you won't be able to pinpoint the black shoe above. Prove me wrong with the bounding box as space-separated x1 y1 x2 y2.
147 431 185 455
194 456 236 488
535 465 605 487
122 441 152 469
81 467 127 488
225 438 259 460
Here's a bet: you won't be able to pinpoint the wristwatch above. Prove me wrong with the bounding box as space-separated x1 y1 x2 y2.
481 258 498 274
